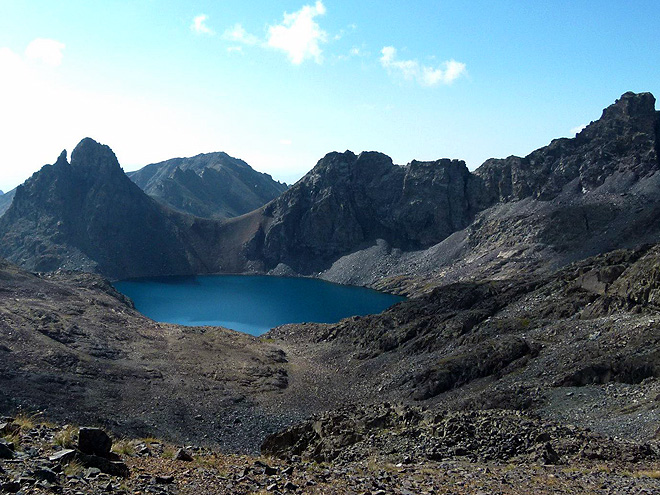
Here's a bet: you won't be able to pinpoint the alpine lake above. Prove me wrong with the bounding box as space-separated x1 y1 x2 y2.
113 275 405 336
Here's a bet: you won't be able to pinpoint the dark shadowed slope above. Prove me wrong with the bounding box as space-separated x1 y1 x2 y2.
0 138 212 279
128 152 287 219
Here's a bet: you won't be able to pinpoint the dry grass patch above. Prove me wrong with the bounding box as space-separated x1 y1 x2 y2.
112 439 136 456
53 425 78 448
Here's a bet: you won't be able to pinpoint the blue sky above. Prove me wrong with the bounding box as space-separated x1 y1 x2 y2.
0 1 659 192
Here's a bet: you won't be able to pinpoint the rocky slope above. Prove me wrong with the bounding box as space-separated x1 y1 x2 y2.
266 245 660 444
0 248 659 492
2 417 658 495
0 258 296 451
128 152 287 219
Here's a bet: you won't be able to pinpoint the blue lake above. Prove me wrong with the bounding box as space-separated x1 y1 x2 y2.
113 275 405 336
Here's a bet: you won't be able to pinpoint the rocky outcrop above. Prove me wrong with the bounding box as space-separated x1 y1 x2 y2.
261 403 657 465
241 152 486 274
128 152 287 219
0 138 214 279
317 92 660 291
475 92 660 202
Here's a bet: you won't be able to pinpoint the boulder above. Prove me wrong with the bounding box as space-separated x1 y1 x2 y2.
78 427 112 457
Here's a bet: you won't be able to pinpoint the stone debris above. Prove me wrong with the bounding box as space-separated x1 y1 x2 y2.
1 415 657 494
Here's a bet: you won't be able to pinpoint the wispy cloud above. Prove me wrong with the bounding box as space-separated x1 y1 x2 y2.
267 1 328 65
279 139 292 145
191 14 214 35
223 23 259 46
25 38 65 67
380 46 466 87
570 124 587 135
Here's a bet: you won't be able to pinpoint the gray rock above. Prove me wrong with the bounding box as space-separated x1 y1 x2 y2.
49 449 76 464
77 453 129 478
33 468 58 484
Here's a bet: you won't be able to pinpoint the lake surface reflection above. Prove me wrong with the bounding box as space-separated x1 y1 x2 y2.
113 275 405 336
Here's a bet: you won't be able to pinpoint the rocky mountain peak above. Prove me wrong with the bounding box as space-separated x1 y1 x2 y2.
54 149 68 167
127 151 288 219
70 137 122 176
475 91 660 202
601 91 656 121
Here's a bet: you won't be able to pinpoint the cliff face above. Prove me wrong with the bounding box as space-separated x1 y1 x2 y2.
128 152 288 219
475 92 660 202
243 151 486 273
0 138 206 279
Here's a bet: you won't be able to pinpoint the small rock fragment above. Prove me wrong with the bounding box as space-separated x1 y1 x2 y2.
175 448 193 462
155 475 175 484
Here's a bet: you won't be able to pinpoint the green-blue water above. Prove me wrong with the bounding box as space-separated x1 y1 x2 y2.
113 275 404 336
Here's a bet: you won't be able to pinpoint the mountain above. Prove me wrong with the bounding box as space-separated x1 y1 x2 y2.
0 138 216 279
127 152 287 219
0 92 658 288
206 92 660 290
314 92 660 291
1 93 659 485
228 152 489 275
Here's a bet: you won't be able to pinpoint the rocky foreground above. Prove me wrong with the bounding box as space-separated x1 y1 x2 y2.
1 414 658 494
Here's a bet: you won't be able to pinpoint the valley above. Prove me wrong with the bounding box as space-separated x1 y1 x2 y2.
0 91 659 493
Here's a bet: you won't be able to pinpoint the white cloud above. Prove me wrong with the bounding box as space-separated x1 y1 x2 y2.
223 23 259 45
227 46 244 54
191 14 214 35
280 139 292 145
380 46 466 87
570 124 587 135
267 1 328 65
25 38 65 67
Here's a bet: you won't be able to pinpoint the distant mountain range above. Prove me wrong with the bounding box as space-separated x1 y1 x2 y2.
127 152 287 219
0 91 658 291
